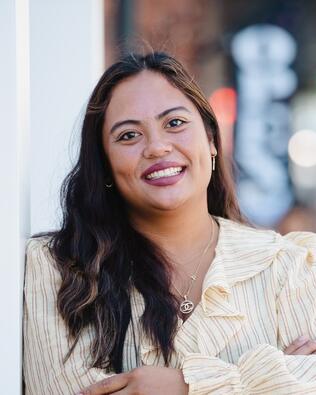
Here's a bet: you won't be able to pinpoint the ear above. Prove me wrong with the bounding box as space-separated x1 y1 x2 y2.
209 141 217 157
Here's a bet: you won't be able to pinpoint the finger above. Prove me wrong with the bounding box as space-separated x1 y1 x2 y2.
76 373 129 395
106 389 129 395
290 340 316 355
284 336 309 354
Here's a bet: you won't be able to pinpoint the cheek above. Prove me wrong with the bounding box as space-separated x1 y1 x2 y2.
188 130 211 161
107 146 140 183
195 136 213 173
110 160 136 201
111 159 133 181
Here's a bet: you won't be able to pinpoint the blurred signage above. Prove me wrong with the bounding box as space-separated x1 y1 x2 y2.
232 24 297 226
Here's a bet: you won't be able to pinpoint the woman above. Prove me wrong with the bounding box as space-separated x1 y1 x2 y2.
23 52 316 395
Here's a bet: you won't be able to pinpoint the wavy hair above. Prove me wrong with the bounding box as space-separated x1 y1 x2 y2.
35 52 243 373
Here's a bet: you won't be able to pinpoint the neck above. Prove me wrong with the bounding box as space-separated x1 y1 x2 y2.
129 201 216 265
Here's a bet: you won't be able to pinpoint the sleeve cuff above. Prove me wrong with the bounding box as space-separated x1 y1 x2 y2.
182 344 316 394
182 353 243 394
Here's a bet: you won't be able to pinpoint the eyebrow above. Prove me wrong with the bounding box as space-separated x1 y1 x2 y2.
109 106 191 134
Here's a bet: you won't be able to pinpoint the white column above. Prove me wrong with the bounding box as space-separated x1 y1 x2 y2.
29 0 105 234
0 1 104 393
0 0 30 393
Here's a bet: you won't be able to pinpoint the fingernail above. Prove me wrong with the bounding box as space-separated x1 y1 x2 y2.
297 335 308 342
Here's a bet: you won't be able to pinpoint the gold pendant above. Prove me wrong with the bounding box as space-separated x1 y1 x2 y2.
180 299 194 314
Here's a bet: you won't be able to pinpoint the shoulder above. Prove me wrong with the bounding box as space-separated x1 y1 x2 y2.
274 231 316 290
24 235 61 291
218 216 316 256
217 217 278 245
216 217 316 285
281 231 316 256
25 235 56 271
26 234 52 256
216 217 280 259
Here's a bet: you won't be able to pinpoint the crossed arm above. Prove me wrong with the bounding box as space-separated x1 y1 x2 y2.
24 235 316 395
77 233 316 395
77 337 316 395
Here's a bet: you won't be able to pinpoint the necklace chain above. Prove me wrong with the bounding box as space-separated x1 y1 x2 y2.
172 216 215 315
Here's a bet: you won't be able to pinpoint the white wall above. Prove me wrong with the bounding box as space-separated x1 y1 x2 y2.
0 1 104 393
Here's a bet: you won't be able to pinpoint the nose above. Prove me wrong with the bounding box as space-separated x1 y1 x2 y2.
143 134 172 159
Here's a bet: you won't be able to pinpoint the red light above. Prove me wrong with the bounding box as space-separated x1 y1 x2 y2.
209 88 237 126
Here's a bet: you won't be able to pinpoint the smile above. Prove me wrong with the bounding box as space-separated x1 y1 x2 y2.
145 166 183 180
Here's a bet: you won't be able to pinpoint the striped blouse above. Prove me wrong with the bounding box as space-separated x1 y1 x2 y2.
23 217 316 394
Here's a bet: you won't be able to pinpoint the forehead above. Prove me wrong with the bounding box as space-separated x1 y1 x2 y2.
104 70 198 126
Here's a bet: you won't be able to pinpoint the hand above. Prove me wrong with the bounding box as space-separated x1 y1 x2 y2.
76 366 189 395
284 335 316 355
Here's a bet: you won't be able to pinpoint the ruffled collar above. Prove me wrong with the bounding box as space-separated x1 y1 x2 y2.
200 217 281 317
138 217 311 366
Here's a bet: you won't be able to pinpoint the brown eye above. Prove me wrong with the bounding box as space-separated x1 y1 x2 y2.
166 119 185 128
117 131 141 141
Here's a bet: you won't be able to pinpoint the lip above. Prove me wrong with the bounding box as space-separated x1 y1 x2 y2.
143 168 186 187
141 160 186 179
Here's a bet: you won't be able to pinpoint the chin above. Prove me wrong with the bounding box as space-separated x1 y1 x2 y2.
149 197 188 212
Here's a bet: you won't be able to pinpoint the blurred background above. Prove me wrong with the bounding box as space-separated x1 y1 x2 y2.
1 2 316 391
104 0 316 233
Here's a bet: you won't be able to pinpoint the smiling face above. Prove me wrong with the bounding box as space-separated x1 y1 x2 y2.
102 70 217 216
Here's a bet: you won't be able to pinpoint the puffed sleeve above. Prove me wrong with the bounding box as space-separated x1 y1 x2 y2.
276 231 316 380
23 237 115 395
276 232 316 347
181 232 316 394
182 344 316 394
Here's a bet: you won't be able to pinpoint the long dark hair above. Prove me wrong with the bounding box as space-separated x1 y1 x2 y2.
35 52 242 373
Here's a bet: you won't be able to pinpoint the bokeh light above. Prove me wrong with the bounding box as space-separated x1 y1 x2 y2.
208 87 237 126
288 129 316 167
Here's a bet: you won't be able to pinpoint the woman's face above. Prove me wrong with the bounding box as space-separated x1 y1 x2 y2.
102 70 217 215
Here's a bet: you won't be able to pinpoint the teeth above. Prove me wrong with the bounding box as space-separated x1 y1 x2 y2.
146 166 183 180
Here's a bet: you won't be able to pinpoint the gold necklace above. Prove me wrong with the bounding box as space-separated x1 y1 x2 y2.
173 216 215 315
